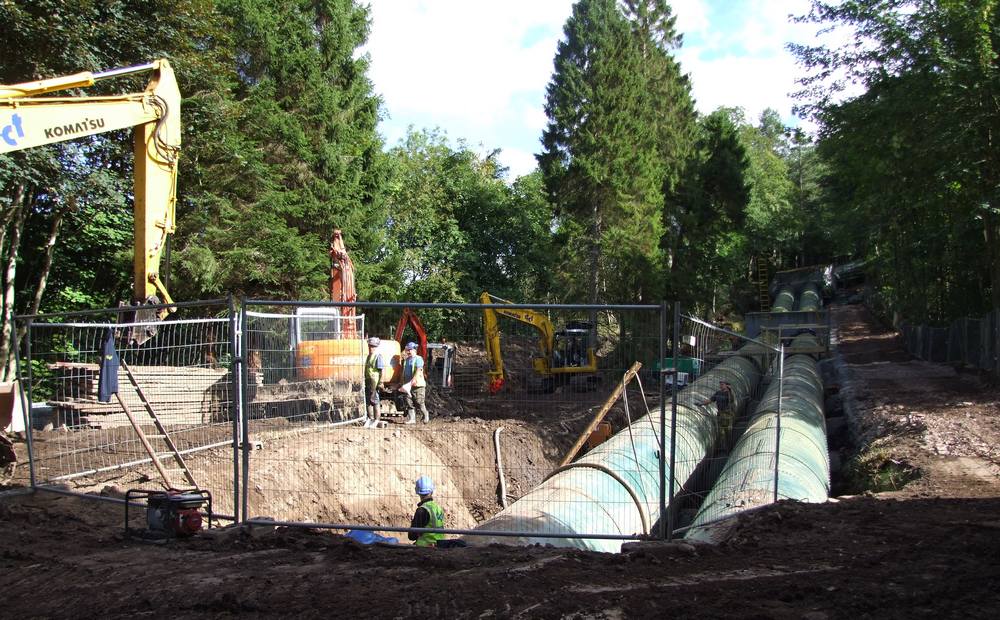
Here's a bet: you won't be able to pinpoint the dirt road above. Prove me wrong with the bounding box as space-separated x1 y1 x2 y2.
1 301 998 618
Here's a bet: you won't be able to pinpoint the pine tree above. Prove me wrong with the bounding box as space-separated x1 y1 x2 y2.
176 0 390 300
539 0 665 304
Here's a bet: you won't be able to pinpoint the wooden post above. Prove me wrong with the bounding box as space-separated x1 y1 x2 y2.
559 361 642 467
114 392 174 488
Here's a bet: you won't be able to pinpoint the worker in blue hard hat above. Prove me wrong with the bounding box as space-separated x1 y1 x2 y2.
396 341 430 424
409 475 445 547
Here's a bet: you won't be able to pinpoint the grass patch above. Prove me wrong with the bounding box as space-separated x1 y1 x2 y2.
841 439 920 494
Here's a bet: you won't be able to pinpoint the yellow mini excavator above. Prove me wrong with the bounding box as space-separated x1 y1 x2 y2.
480 292 598 394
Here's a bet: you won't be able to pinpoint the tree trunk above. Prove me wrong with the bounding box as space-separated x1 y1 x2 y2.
590 202 601 306
0 200 28 381
14 204 68 358
589 202 602 337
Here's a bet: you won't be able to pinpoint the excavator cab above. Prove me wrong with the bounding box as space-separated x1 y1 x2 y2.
552 320 594 369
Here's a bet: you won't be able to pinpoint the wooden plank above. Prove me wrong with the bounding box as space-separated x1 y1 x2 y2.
559 361 643 467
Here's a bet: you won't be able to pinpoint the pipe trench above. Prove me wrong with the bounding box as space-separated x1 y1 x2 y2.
685 338 829 543
465 342 773 553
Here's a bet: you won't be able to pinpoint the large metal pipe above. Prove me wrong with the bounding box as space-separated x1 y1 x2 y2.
797 283 822 311
771 286 796 312
685 346 828 543
464 345 771 552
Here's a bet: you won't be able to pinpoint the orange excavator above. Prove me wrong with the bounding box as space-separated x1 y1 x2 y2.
293 230 397 382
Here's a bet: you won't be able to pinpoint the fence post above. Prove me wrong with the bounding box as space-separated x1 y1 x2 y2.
666 301 680 540
657 301 667 539
773 344 784 503
14 320 37 488
240 298 251 523
995 310 1000 378
227 295 241 523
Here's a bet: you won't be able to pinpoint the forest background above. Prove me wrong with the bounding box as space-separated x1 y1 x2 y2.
1 0 998 380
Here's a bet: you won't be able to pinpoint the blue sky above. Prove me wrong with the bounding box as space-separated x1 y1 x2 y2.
365 0 821 179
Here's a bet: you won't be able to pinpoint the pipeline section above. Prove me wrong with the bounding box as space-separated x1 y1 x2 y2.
771 286 796 312
797 283 822 312
464 343 773 553
685 338 829 543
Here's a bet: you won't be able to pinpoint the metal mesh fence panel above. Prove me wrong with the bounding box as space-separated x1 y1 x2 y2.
947 323 962 364
667 315 777 535
895 313 1000 371
966 318 981 369
18 301 238 519
241 300 664 547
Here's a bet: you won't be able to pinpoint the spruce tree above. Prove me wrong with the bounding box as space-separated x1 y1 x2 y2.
179 0 389 300
540 0 697 304
540 0 662 304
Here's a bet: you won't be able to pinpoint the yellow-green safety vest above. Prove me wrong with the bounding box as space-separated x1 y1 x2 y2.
365 353 382 388
415 499 445 547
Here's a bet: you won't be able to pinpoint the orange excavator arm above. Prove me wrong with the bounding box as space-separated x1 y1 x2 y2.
394 307 428 361
329 229 357 337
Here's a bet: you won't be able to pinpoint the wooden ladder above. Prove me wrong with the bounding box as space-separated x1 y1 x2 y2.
114 360 199 490
756 259 771 311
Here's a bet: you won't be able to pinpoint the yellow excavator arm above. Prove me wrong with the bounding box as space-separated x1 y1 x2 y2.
0 60 181 317
480 292 556 393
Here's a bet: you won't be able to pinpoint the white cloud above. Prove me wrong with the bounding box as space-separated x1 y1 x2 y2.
365 1 836 177
366 1 573 176
672 0 711 38
673 0 818 128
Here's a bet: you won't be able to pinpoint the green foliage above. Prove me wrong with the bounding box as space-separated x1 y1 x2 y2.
173 0 389 302
673 108 751 313
793 0 1000 321
540 0 696 304
380 130 555 336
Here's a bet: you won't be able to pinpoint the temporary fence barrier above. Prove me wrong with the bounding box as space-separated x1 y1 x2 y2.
13 297 821 547
865 288 1000 372
15 299 240 520
238 299 667 546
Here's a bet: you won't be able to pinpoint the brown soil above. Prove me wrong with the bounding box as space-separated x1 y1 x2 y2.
2 299 999 618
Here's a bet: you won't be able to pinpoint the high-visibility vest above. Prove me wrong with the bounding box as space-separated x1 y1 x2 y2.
365 353 382 388
415 499 445 547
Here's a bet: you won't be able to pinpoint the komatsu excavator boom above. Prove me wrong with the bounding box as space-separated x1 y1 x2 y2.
1 59 181 329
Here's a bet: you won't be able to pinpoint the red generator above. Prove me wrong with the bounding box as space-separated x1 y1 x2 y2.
126 489 212 539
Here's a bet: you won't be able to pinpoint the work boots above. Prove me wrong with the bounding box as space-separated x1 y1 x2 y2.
405 409 416 424
366 405 380 425
422 410 430 424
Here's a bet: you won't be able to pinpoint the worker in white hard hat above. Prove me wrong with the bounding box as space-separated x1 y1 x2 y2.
409 475 445 547
397 341 430 424
364 337 384 427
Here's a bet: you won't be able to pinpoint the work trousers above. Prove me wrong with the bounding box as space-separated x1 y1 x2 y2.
405 386 430 423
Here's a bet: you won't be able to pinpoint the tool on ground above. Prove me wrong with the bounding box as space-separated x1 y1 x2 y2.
125 488 212 539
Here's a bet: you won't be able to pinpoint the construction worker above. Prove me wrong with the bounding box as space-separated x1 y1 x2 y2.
698 380 735 448
364 337 384 427
409 475 445 547
398 341 430 424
